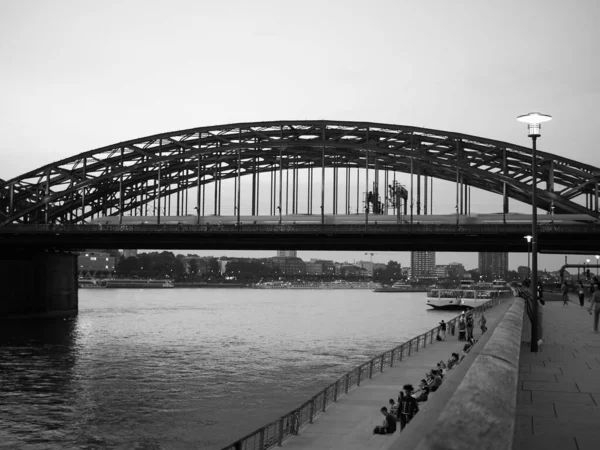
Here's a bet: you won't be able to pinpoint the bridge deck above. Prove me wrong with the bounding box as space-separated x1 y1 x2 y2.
280 300 512 450
514 295 600 450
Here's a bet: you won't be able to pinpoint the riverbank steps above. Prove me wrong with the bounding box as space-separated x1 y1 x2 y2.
513 293 600 450
279 297 513 450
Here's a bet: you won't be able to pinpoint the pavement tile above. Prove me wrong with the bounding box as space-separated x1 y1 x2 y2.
518 372 557 382
522 381 579 392
531 389 595 406
513 414 532 436
517 390 532 405
515 435 577 450
533 417 600 436
515 403 555 418
576 432 600 450
576 382 600 394
555 403 600 421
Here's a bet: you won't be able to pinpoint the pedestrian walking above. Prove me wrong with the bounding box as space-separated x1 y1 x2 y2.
439 320 447 341
561 281 569 306
577 280 585 307
589 284 600 333
478 314 487 334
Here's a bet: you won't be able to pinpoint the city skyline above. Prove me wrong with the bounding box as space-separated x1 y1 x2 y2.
142 249 589 273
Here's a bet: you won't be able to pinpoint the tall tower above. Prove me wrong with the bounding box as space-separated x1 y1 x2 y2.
277 250 297 258
478 252 508 281
411 251 436 279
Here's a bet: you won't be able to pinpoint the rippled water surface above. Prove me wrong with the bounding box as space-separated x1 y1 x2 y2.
0 289 459 449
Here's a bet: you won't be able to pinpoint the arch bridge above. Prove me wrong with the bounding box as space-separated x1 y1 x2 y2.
1 120 600 226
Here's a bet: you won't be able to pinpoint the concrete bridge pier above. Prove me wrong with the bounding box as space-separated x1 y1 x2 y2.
0 250 78 318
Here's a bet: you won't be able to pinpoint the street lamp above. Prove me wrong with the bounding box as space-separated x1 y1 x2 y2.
517 112 552 352
524 235 532 278
587 259 591 280
596 255 599 277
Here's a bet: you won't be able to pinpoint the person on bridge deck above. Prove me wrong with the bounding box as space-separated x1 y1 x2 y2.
589 284 600 333
373 406 397 434
561 281 570 306
388 398 398 417
397 384 419 430
578 280 586 307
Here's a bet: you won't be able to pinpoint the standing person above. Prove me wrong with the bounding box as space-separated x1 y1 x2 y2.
465 312 474 341
439 320 447 341
561 281 569 306
478 313 487 334
577 280 586 307
589 284 600 333
397 384 419 430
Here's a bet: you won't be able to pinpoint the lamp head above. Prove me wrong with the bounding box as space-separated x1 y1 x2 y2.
524 235 533 243
516 112 552 137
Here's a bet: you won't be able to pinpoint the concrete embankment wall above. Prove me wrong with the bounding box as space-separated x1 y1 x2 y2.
395 296 524 450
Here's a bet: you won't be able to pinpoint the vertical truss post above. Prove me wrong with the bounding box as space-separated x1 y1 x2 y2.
252 153 257 216
416 166 421 215
423 174 427 215
356 165 359 215
321 146 325 225
214 149 218 216
279 147 283 224
237 146 241 227
45 169 50 224
365 143 369 225
285 159 289 215
157 162 162 225
197 155 201 224
81 158 87 224
119 147 124 225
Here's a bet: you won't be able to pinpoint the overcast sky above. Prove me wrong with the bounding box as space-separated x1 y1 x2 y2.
2 0 599 271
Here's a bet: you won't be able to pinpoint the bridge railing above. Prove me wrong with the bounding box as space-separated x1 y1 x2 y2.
1 223 597 234
219 294 507 450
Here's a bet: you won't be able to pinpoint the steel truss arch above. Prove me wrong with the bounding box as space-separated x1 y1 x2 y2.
1 120 599 225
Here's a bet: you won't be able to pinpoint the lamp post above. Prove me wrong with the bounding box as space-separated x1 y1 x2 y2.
587 258 591 280
596 255 599 277
525 235 532 279
517 112 552 352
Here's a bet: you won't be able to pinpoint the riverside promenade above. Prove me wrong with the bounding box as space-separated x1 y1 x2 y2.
513 296 600 450
280 298 513 450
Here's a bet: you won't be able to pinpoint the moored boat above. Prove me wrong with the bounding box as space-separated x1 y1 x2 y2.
426 288 496 310
104 279 174 288
373 282 413 292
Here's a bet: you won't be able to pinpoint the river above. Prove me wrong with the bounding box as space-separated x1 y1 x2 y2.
0 288 459 449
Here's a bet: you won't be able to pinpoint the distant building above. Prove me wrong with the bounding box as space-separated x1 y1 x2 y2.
122 249 138 258
479 252 508 280
411 251 436 279
78 251 115 278
277 250 297 258
272 257 306 276
306 259 335 276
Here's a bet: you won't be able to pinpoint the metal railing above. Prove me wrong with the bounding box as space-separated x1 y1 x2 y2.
220 294 507 450
1 223 599 234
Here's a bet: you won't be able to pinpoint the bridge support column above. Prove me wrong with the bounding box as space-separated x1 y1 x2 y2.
0 250 78 318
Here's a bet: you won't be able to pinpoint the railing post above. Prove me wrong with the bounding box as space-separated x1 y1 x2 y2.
322 390 327 412
345 373 349 393
408 340 412 356
390 349 395 367
334 381 338 402
369 360 374 378
416 336 420 351
309 399 314 423
278 418 284 446
235 442 242 450
380 354 384 372
357 367 361 386
259 428 265 449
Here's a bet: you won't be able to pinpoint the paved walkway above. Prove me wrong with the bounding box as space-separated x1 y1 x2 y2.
514 295 600 450
281 299 512 450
